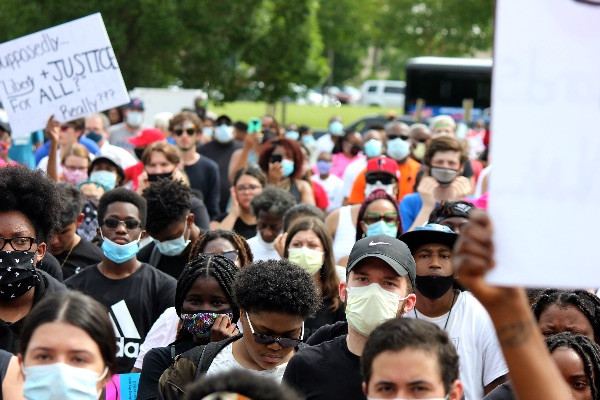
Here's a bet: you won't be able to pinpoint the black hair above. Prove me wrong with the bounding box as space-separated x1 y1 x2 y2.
97 187 147 229
20 291 117 375
189 230 253 267
233 259 321 318
355 189 402 241
361 318 459 393
186 369 303 400
0 165 63 243
282 203 325 232
233 166 267 187
250 186 297 218
427 200 475 224
533 289 600 345
298 125 310 136
332 130 360 154
56 183 84 227
234 121 248 131
546 332 600 400
142 179 191 235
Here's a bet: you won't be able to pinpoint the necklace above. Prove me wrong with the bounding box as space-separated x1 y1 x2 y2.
414 289 458 331
59 244 76 269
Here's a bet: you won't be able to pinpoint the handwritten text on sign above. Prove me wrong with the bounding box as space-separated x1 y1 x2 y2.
0 13 129 139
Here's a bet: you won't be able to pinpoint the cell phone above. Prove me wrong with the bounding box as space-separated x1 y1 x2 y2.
270 154 283 163
248 118 262 134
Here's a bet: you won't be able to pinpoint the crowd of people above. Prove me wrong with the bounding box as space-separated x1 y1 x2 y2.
0 98 589 400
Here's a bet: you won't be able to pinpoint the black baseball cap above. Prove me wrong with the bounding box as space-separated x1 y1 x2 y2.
400 223 458 254
347 234 416 286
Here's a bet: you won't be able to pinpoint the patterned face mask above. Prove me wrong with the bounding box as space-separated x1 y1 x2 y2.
180 310 234 340
0 250 39 300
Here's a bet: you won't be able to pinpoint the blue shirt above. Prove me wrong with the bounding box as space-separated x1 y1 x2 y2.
9 131 44 169
400 193 423 232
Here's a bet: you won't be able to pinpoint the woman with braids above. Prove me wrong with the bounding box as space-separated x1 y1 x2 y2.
136 254 240 400
354 189 402 242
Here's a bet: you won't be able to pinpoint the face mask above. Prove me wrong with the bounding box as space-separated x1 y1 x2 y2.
62 167 88 185
126 111 143 128
214 125 234 143
364 139 383 158
89 170 117 190
430 167 459 185
100 232 141 264
316 160 332 175
346 283 409 337
23 363 108 400
285 130 299 141
350 145 361 156
180 310 234 340
387 138 411 160
413 142 426 160
329 121 344 136
365 182 395 197
147 171 174 182
0 250 39 300
288 247 323 275
301 135 315 146
86 131 103 144
365 220 398 238
281 159 295 177
154 221 190 256
416 275 455 299
202 127 214 137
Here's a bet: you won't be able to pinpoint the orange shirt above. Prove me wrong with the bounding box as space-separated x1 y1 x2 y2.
348 157 421 204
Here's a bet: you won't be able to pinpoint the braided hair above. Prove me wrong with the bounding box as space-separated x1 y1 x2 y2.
546 332 600 400
355 189 401 241
533 289 600 345
189 230 253 267
175 254 240 341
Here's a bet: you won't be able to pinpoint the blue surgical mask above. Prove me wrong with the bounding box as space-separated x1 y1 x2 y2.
126 110 143 128
214 125 234 143
285 130 299 141
364 139 383 158
89 170 117 190
328 121 344 136
366 220 398 238
202 126 214 137
281 159 295 177
316 160 332 175
23 363 108 400
100 232 141 264
302 135 316 146
387 138 411 160
154 221 191 256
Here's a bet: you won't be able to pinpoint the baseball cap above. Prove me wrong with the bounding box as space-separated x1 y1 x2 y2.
89 149 125 182
125 98 145 110
400 224 458 254
128 128 165 147
365 156 400 180
347 234 416 286
430 201 475 224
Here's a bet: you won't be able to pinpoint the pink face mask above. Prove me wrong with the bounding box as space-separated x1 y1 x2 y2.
62 167 88 185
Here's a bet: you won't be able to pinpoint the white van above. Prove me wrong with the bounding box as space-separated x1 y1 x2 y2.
359 80 406 108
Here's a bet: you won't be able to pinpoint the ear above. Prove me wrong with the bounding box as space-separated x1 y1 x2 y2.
449 379 464 400
76 213 85 227
339 281 347 303
401 293 417 315
96 226 102 239
362 381 368 397
17 354 25 378
187 213 195 226
140 230 147 240
34 242 46 264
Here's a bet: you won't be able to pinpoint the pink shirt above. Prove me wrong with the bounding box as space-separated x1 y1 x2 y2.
312 152 365 179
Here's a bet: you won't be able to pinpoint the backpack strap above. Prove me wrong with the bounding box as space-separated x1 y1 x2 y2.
193 334 243 380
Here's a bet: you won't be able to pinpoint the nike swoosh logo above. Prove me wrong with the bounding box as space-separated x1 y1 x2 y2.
369 241 391 246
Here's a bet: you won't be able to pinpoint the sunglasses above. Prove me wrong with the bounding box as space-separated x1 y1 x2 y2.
205 250 239 262
103 218 142 230
364 212 399 225
174 128 197 136
388 134 409 141
245 313 303 348
366 174 395 185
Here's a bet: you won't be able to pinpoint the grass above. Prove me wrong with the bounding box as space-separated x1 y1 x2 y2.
209 101 403 130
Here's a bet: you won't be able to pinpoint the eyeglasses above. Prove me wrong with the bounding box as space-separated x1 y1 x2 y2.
102 218 142 230
363 212 399 225
245 313 303 348
235 184 261 192
0 236 38 252
388 134 410 141
366 174 395 185
174 128 197 136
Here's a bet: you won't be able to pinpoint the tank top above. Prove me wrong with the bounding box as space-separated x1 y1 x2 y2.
332 205 357 264
289 179 302 204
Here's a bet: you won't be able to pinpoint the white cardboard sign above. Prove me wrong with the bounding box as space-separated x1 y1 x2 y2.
0 13 129 140
488 0 600 288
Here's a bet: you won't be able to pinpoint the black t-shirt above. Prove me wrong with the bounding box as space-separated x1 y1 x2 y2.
190 196 210 231
304 299 346 342
137 241 192 280
283 335 365 400
54 238 104 279
37 252 63 282
306 321 348 346
64 263 176 373
184 156 221 218
198 140 242 213
213 214 257 240
483 381 514 400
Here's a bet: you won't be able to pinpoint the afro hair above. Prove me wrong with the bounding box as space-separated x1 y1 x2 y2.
142 179 191 235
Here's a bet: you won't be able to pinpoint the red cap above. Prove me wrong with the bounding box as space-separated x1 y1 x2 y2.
128 128 165 147
366 156 400 179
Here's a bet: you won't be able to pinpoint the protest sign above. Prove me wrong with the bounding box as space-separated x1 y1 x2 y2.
0 13 129 140
106 373 140 400
488 0 600 288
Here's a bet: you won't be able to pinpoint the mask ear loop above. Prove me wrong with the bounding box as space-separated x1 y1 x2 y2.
96 366 110 400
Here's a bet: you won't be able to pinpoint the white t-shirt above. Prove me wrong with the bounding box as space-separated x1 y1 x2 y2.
342 157 367 197
206 342 288 382
312 174 344 212
406 291 508 400
247 235 281 261
134 307 179 369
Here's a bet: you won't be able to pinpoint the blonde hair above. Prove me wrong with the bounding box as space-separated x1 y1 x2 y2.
60 143 90 166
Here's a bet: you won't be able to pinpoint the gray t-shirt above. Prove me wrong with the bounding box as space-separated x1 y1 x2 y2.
108 123 144 156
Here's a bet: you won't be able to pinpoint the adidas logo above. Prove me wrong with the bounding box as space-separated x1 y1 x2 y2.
109 300 141 358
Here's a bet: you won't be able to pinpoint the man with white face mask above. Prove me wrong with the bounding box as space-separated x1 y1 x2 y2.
109 98 148 158
283 234 417 400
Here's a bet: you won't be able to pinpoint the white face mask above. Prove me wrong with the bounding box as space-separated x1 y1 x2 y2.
345 282 409 337
288 246 324 276
126 111 143 128
365 182 395 197
23 363 108 400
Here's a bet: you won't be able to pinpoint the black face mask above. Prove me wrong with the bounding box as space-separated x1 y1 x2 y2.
350 145 362 156
134 147 145 160
0 250 39 300
148 171 174 182
416 275 455 299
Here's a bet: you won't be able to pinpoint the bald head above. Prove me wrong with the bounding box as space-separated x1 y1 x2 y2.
385 121 410 138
